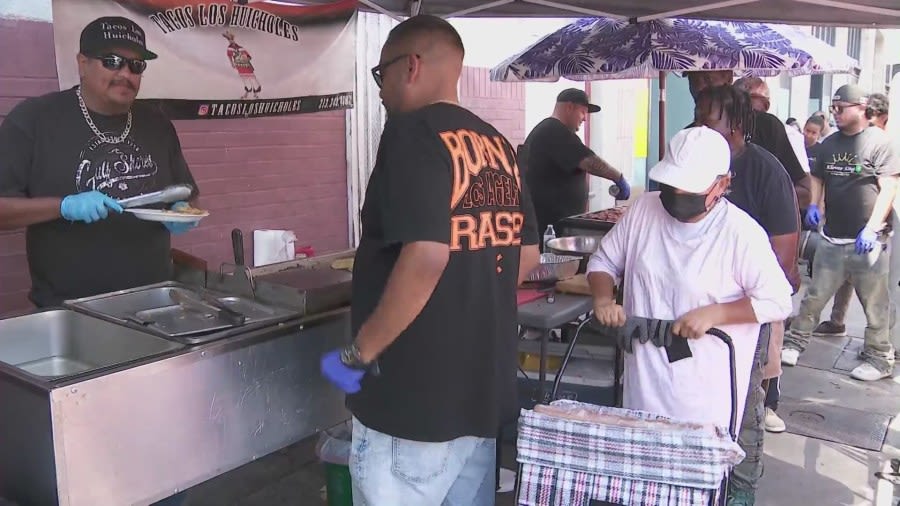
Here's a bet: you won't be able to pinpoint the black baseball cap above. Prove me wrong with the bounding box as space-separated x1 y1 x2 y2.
557 88 600 113
832 84 867 105
79 16 157 60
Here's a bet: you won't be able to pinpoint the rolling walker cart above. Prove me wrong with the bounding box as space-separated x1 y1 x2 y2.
514 324 745 506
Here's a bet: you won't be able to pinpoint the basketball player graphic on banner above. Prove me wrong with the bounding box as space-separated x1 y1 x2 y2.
222 29 262 100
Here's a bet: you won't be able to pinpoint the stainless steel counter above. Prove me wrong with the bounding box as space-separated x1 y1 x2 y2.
0 308 351 506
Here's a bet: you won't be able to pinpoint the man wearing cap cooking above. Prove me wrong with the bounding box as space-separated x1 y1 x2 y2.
587 126 791 438
522 88 630 239
784 84 900 382
0 17 199 317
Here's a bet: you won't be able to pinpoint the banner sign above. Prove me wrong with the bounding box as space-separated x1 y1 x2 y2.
52 0 357 119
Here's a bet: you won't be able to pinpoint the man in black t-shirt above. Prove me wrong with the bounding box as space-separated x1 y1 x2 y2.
0 16 196 506
695 85 800 506
785 84 900 382
319 16 540 505
0 18 198 308
813 97 892 338
686 71 811 209
734 77 813 209
522 88 630 238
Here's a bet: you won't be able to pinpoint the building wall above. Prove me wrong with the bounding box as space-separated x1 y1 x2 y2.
459 67 527 147
0 19 349 316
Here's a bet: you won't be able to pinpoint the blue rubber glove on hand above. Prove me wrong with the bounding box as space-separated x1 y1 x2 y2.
321 350 365 394
804 204 821 229
855 227 878 255
614 176 631 200
162 201 198 235
60 191 123 223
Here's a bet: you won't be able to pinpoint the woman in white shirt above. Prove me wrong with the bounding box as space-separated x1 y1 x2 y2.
587 126 793 430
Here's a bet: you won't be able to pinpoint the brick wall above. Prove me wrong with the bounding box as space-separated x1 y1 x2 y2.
0 20 349 315
459 67 526 146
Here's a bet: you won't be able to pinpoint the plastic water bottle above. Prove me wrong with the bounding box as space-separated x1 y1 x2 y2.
543 225 556 250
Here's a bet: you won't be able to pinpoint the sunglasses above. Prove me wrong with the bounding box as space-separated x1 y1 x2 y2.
370 53 418 88
830 103 863 115
91 54 147 75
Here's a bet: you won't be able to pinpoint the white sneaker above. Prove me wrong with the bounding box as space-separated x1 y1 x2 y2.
781 348 800 366
765 408 786 433
850 362 892 381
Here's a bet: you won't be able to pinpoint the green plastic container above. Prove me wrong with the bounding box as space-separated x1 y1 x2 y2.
323 462 353 506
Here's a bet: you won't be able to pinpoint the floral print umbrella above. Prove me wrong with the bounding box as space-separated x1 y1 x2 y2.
490 17 858 82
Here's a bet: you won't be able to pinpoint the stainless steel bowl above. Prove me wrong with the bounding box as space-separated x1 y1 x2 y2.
546 235 602 257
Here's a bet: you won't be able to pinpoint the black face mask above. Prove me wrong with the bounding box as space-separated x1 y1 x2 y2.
660 185 710 222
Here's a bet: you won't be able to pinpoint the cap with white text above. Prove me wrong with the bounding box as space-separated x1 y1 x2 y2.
80 16 157 60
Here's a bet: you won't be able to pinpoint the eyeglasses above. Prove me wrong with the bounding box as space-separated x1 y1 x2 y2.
830 103 863 115
370 54 418 88
91 54 147 75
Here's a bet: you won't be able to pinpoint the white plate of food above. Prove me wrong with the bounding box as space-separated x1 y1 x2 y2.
125 206 209 223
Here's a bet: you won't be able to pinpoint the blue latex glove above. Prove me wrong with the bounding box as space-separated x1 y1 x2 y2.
804 204 821 229
321 350 365 394
615 176 631 200
60 191 122 223
855 227 878 255
162 201 198 235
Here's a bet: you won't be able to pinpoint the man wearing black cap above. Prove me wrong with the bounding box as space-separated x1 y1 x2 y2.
0 16 199 320
522 88 630 240
784 84 900 382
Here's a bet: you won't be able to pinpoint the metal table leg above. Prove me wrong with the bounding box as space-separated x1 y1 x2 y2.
537 329 549 403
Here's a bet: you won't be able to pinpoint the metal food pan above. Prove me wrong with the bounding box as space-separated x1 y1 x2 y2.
64 282 300 345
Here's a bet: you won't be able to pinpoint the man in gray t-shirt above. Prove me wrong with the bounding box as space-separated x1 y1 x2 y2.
784 84 900 381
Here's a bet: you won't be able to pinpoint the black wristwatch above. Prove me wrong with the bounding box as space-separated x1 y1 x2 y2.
340 343 369 370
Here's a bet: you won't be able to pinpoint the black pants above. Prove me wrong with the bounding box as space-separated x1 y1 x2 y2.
764 376 780 410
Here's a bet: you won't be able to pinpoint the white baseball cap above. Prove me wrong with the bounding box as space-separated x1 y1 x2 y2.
649 126 731 194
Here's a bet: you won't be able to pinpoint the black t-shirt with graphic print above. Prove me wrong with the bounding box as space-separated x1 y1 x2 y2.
522 117 594 234
348 103 540 442
813 126 900 239
0 88 197 307
726 143 799 237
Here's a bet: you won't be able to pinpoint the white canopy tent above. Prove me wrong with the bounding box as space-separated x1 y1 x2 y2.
301 0 900 26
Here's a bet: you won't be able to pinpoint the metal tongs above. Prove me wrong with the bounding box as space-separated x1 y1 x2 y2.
117 184 194 209
169 290 247 326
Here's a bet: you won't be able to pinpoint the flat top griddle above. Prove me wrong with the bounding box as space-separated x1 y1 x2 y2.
558 206 629 231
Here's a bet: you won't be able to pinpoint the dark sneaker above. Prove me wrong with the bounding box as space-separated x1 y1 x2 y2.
813 321 846 337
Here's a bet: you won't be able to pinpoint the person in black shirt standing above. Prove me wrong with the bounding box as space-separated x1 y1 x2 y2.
686 71 812 209
812 95 892 337
522 88 630 238
0 18 198 306
695 85 800 506
784 84 900 382
0 17 199 310
319 15 540 506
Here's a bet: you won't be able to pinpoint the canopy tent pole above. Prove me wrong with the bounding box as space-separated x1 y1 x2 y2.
658 71 667 161
444 0 515 18
792 0 900 18
358 0 404 20
518 0 628 19
636 0 761 22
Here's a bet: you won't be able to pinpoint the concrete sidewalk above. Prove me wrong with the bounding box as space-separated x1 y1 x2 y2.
184 275 900 506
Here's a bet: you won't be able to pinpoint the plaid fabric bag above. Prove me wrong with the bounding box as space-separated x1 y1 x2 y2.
516 400 745 506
